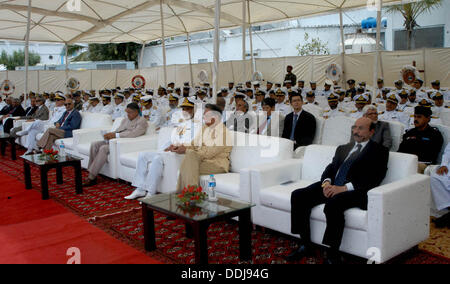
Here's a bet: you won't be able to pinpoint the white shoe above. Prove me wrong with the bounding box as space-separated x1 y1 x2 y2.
124 189 147 200
145 192 155 199
16 130 28 137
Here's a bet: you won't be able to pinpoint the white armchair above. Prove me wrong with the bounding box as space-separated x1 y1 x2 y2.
251 145 430 263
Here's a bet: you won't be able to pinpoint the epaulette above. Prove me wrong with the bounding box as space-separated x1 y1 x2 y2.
379 111 385 115
431 116 439 119
445 106 449 108
397 110 403 112
351 110 357 113
285 102 290 105
324 110 330 113
339 109 345 113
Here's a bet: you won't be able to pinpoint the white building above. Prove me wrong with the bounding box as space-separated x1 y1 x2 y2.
0 41 65 65
141 1 450 67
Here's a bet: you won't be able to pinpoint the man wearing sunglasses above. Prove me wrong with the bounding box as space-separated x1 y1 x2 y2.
37 98 82 150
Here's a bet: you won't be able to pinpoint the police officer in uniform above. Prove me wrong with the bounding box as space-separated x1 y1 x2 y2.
346 79 357 99
398 106 444 173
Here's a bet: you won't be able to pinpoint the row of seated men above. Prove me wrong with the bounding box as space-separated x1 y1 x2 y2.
1 86 448 264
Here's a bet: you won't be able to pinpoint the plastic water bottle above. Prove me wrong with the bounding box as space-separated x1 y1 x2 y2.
208 175 218 202
59 141 66 159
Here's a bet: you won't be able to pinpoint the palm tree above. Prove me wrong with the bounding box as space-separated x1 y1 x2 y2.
387 0 442 50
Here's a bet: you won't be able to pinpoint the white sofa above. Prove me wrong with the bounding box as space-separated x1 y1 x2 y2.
71 118 156 179
116 127 182 193
55 113 114 156
251 145 430 263
295 116 356 158
117 130 294 203
383 120 405 152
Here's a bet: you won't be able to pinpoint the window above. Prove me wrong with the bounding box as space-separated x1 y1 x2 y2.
394 26 444 50
198 59 208 63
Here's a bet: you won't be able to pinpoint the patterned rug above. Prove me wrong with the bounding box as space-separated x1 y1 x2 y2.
91 208 450 264
1 146 449 264
0 148 139 219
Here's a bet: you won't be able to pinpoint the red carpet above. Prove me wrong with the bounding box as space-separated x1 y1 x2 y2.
0 170 161 264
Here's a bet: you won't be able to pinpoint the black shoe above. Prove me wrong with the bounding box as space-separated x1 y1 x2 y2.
323 249 344 264
83 178 97 187
285 244 313 262
433 212 450 228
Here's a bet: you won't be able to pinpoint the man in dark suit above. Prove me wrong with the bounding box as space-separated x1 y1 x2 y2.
287 117 389 264
37 98 82 150
282 92 316 150
10 96 50 138
3 97 38 133
1 98 26 128
350 105 393 150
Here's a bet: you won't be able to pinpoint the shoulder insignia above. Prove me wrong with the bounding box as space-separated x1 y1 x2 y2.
397 110 403 112
351 111 357 113
339 110 345 113
379 111 385 115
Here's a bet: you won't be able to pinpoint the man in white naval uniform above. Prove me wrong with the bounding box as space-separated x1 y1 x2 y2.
18 93 67 154
274 88 292 116
430 143 450 228
124 99 200 200
112 94 126 121
141 96 162 128
87 97 103 113
318 81 333 98
100 95 114 116
323 93 346 119
349 94 370 119
378 93 409 127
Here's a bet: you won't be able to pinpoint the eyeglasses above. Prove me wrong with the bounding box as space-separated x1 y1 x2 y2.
65 103 73 106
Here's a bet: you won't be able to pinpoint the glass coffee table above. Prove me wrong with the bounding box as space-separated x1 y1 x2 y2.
20 154 83 200
139 193 255 264
0 133 17 160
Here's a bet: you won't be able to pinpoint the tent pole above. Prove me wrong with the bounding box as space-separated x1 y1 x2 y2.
65 43 69 80
374 0 383 92
247 0 255 74
242 0 246 83
213 0 221 102
139 42 146 70
25 0 32 97
186 33 194 87
160 0 167 87
339 8 347 88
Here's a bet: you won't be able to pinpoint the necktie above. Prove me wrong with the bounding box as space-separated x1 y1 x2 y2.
61 112 70 126
334 144 363 186
257 117 270 135
290 114 299 141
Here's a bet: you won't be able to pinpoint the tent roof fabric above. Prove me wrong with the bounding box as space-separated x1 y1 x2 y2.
0 0 398 44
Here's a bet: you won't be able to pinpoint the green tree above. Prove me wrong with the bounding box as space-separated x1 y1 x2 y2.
0 49 41 70
387 0 442 50
296 33 330 56
72 42 142 65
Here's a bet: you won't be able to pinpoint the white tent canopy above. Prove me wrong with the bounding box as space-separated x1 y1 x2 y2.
0 0 398 44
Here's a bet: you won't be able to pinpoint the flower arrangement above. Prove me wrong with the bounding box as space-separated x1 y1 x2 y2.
177 185 207 206
39 149 59 161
